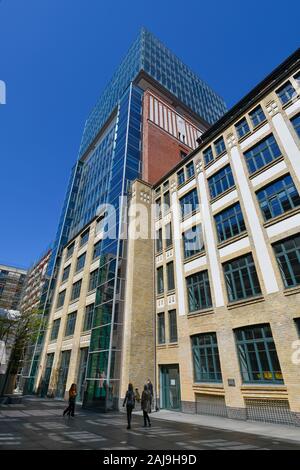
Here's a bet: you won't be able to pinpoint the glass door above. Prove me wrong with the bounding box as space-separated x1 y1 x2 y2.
160 364 181 410
56 350 71 398
77 348 89 402
40 353 54 397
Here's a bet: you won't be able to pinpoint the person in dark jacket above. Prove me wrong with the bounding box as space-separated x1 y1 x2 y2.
147 379 153 413
63 383 77 417
141 384 151 427
123 383 135 429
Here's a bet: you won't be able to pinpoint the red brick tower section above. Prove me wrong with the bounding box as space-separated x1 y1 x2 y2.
141 89 204 184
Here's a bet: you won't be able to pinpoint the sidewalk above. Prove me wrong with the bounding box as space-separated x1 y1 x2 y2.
133 409 300 444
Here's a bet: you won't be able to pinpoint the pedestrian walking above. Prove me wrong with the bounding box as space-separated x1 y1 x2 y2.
147 378 153 413
63 383 77 417
141 384 151 427
123 383 135 429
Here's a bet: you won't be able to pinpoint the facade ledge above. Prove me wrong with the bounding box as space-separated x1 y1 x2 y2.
251 119 268 134
193 383 224 395
281 94 300 111
217 231 248 250
183 251 206 265
69 298 80 305
215 150 227 161
237 130 251 144
181 209 200 223
210 186 236 205
187 308 214 318
168 342 178 348
283 285 300 297
240 384 287 399
263 206 300 228
248 155 284 180
157 344 167 349
227 295 265 310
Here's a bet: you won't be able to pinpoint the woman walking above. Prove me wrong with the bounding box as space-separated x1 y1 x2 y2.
141 384 151 427
123 383 135 429
63 383 77 417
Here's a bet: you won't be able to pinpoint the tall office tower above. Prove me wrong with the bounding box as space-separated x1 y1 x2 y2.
29 28 226 408
0 264 27 311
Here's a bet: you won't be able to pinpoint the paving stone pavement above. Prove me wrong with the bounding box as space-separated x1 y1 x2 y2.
0 397 299 450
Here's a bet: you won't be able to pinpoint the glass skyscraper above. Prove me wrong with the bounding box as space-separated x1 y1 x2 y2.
25 28 227 407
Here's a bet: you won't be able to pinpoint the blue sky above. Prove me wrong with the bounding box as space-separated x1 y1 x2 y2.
1 0 299 269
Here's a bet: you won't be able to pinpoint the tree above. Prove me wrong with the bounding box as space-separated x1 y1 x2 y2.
0 308 44 396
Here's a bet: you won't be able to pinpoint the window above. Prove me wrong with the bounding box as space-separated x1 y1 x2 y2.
235 324 283 384
177 169 185 185
157 312 165 344
186 270 212 312
163 180 169 190
76 253 86 273
294 71 300 85
168 310 177 343
157 266 164 294
256 174 300 221
167 262 175 291
291 113 300 139
93 241 102 260
163 191 170 211
243 134 281 174
186 161 195 179
208 165 235 199
235 117 250 138
179 188 199 218
65 312 77 337
56 290 66 309
155 198 162 218
223 254 261 302
214 136 226 156
294 318 300 336
249 105 266 127
276 81 297 104
191 333 222 383
89 269 98 292
66 242 75 259
214 203 246 242
156 228 163 252
50 319 61 341
273 234 300 288
166 223 172 248
83 303 94 331
183 225 204 258
71 280 82 301
62 265 70 283
203 146 213 165
80 229 89 247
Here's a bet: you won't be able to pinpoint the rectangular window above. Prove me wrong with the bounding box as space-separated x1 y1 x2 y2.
157 312 165 344
155 198 162 218
177 169 185 185
169 310 178 343
186 161 195 179
83 303 94 331
56 290 66 309
163 191 170 211
166 223 172 248
66 242 75 260
80 229 89 247
191 332 222 383
214 203 246 242
294 318 300 336
235 117 250 139
71 280 82 301
167 262 175 291
93 241 102 260
276 81 297 105
249 105 266 127
50 318 61 341
62 265 70 283
186 270 212 312
156 228 163 252
208 165 235 199
256 174 300 221
291 113 300 139
203 146 214 165
89 269 98 292
65 312 77 337
179 188 199 218
223 254 261 302
76 253 86 273
183 225 204 258
273 234 300 288
214 136 226 156
157 266 164 294
243 134 281 174
235 324 283 384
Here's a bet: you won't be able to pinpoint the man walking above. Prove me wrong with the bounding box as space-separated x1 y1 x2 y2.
147 378 153 413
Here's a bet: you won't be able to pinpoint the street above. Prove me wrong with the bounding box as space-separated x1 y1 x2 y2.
0 397 299 450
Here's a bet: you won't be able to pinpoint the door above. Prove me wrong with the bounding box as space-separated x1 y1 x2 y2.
77 348 89 402
40 353 54 397
160 365 181 410
56 350 71 398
